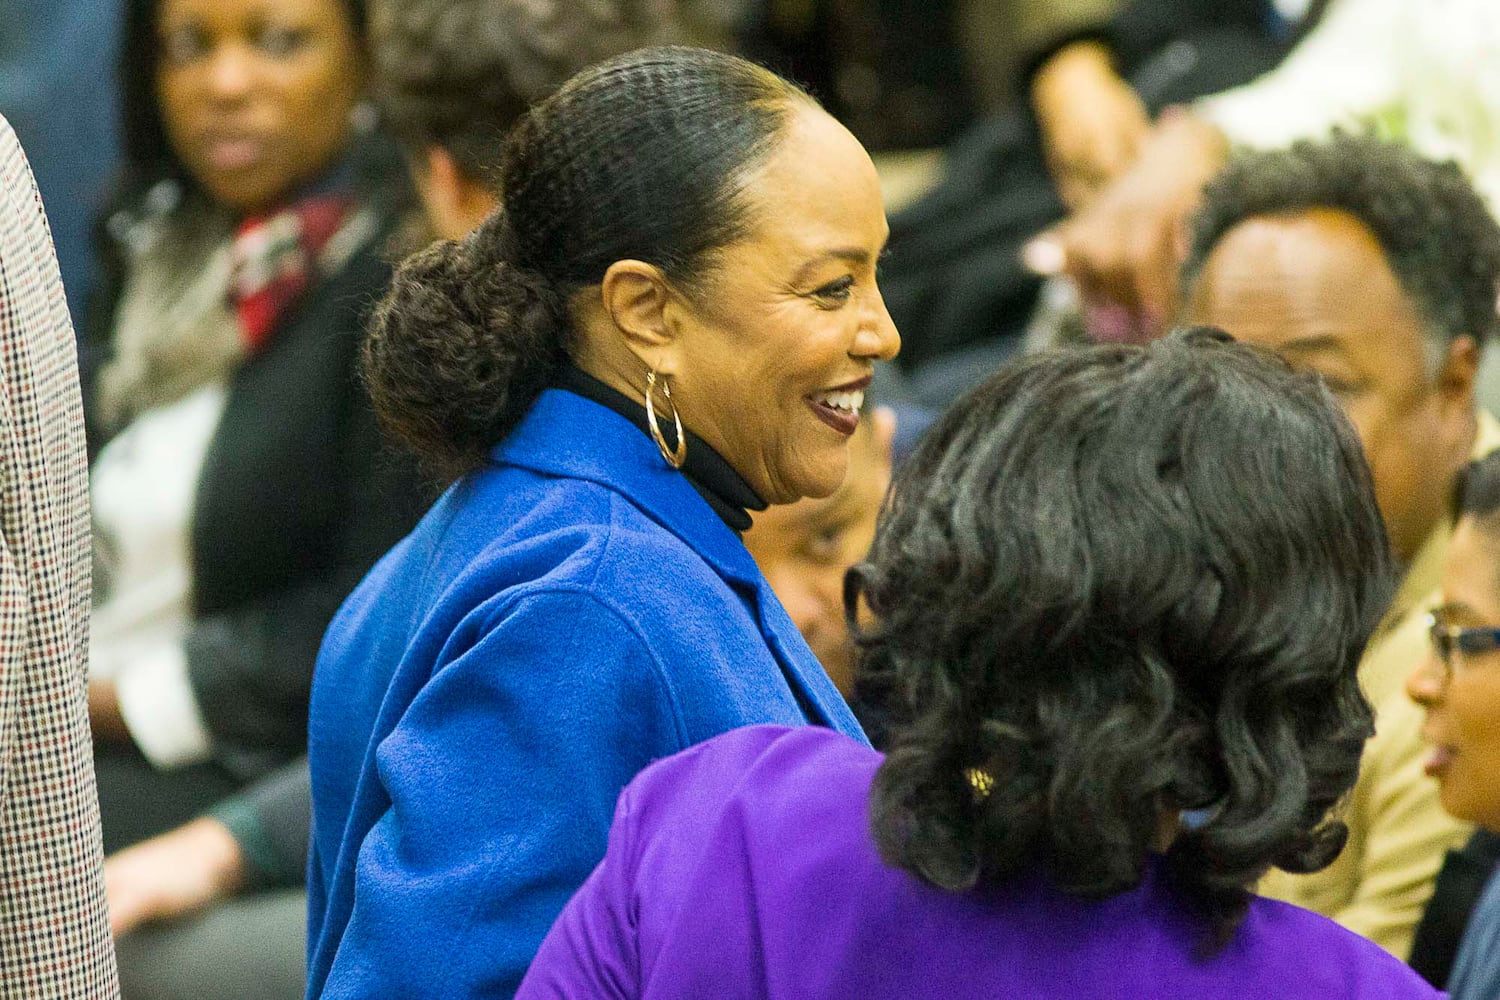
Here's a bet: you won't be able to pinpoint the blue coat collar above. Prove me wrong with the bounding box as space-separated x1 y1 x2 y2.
495 389 863 736
497 389 764 589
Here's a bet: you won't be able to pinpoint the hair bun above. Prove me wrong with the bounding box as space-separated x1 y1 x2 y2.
364 220 567 478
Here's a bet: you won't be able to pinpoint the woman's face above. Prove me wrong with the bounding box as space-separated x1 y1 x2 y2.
155 0 366 214
668 104 900 505
1407 517 1500 830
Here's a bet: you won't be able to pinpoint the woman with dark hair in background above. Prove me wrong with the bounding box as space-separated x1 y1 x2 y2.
306 45 899 998
518 328 1438 999
84 0 429 994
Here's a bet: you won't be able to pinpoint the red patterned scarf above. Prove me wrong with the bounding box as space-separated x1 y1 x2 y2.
228 195 350 353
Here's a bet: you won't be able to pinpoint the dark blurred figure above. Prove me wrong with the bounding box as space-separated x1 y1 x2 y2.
372 0 683 241
879 0 1327 402
733 0 1118 152
85 0 432 996
737 0 973 151
0 0 123 323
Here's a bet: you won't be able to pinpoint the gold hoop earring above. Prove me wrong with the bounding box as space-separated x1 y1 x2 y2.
645 370 687 469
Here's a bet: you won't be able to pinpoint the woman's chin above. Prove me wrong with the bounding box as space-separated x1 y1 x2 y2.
782 455 850 503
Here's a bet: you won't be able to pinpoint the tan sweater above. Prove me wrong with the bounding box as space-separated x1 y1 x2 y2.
1258 410 1500 958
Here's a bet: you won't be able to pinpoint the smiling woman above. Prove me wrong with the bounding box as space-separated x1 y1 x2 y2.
306 46 898 999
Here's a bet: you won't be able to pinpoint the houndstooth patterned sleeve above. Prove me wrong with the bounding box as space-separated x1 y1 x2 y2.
0 114 119 997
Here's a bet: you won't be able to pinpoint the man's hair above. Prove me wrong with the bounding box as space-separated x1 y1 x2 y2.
370 0 686 184
1181 133 1500 367
1459 450 1500 525
854 327 1394 946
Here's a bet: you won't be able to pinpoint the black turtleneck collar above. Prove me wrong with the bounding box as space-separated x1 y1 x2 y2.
554 366 766 533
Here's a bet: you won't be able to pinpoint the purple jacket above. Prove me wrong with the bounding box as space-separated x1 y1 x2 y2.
518 725 1442 1000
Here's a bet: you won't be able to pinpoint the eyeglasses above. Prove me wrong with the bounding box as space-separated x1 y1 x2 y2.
1426 613 1500 681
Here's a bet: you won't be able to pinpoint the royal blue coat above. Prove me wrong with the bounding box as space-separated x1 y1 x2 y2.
305 388 866 999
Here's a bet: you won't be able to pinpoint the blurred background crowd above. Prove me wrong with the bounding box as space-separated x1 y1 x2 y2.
10 0 1500 996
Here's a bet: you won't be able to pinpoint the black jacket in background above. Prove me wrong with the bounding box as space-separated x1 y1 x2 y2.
883 0 1327 377
1410 830 1500 989
84 192 433 787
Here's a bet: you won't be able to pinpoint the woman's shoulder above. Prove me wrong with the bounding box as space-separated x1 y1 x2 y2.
452 463 734 585
399 467 742 637
1233 895 1444 997
613 725 880 863
633 725 877 799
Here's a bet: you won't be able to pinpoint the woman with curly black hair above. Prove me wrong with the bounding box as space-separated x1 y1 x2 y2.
517 328 1439 999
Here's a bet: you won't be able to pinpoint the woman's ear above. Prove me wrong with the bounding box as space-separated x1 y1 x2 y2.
600 259 685 376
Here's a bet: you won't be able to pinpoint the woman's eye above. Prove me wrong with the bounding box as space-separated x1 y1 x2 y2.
160 26 210 64
804 526 848 562
1319 374 1366 398
257 26 309 57
812 276 855 305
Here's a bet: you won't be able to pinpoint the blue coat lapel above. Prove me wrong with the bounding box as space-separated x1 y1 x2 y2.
498 389 863 736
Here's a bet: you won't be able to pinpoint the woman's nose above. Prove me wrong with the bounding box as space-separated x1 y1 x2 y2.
854 291 900 362
205 44 256 101
1406 651 1447 708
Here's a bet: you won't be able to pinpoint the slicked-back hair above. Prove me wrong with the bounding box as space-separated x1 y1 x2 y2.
364 46 816 478
1181 133 1500 370
852 327 1395 945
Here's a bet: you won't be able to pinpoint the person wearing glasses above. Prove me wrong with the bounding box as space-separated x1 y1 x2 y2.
1407 450 1500 998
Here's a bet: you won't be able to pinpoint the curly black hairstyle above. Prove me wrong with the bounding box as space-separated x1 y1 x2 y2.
1180 132 1500 366
852 327 1396 946
369 0 684 184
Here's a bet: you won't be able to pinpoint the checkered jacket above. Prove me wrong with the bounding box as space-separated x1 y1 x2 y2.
0 115 118 997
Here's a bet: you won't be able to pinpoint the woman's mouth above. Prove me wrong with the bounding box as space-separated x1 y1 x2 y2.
203 134 267 173
807 387 865 436
1424 744 1456 778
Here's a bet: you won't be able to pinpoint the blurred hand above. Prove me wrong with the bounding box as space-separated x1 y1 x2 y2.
105 817 246 937
1024 109 1228 332
1031 41 1151 210
88 678 130 744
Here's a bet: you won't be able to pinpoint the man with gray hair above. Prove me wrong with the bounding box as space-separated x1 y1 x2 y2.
1180 132 1500 961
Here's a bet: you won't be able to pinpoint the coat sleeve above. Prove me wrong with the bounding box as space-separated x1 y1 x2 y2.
513 783 646 1000
315 588 687 999
209 756 312 887
184 397 431 780
0 112 119 997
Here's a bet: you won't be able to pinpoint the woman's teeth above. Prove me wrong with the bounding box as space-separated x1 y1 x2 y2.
815 389 864 415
